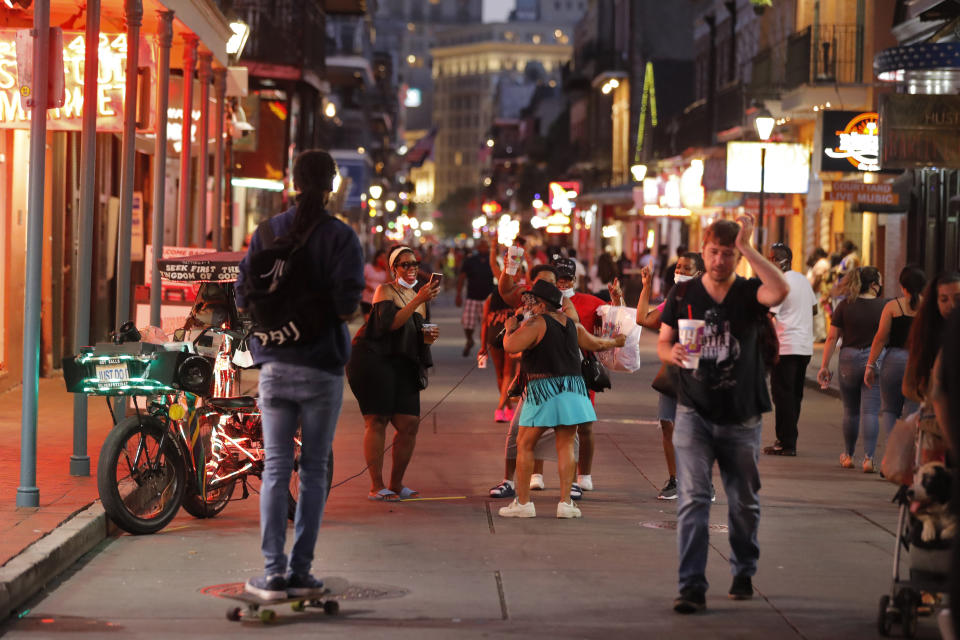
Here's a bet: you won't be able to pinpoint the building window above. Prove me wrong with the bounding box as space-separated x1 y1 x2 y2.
454 151 463 166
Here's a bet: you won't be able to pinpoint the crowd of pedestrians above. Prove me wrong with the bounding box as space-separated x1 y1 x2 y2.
235 150 958 618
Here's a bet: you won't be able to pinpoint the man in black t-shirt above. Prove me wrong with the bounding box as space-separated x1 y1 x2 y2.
658 215 788 614
456 239 495 356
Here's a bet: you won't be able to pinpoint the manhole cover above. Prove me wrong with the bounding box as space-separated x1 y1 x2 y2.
639 521 728 533
201 581 409 602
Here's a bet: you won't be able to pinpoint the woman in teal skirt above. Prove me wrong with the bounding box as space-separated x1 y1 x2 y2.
498 280 624 519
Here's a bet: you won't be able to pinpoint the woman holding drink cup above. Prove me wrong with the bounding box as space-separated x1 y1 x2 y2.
347 245 440 501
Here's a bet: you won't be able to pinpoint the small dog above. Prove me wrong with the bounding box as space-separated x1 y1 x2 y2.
908 462 957 543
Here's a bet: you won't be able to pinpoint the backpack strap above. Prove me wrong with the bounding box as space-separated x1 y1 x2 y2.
257 219 277 249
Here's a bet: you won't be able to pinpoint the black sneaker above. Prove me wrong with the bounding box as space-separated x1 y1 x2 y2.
763 442 797 456
728 575 753 600
287 573 325 597
673 587 706 613
658 477 678 500
245 574 288 601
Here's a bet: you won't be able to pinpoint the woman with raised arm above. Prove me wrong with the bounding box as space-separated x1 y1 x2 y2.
347 245 440 502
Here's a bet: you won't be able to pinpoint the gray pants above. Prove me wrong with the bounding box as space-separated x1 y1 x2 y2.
504 396 581 462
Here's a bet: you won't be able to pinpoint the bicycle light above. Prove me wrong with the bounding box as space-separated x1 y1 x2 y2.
177 355 213 395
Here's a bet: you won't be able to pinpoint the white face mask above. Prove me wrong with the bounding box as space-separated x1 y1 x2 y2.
674 274 694 283
561 288 575 299
397 277 417 289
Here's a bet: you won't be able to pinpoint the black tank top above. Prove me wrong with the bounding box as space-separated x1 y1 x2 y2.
888 299 914 349
521 314 581 376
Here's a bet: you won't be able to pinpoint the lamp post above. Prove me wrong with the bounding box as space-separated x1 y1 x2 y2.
754 110 775 249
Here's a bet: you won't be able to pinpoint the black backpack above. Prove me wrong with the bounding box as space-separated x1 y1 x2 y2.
240 214 334 347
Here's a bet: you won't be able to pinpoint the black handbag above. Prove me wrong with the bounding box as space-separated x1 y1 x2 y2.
581 352 611 393
507 370 527 397
651 363 676 398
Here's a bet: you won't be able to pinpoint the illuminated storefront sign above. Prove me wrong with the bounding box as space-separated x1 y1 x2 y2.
726 142 810 194
821 111 881 172
548 181 581 214
0 30 151 131
825 181 900 205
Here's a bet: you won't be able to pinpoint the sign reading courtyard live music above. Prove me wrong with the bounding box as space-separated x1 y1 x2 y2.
825 181 900 206
880 94 960 169
0 30 153 131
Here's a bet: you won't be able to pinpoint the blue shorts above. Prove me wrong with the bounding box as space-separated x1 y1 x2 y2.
658 393 677 423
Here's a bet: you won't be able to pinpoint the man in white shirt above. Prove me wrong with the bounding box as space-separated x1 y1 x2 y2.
765 243 817 456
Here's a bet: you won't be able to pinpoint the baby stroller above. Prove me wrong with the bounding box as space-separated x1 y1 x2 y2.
878 413 951 638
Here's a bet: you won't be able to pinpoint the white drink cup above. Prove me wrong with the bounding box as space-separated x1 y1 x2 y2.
677 319 705 369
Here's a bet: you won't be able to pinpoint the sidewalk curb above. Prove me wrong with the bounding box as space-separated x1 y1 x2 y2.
0 501 108 620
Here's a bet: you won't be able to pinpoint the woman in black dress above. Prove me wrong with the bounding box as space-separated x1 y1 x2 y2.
347 245 440 501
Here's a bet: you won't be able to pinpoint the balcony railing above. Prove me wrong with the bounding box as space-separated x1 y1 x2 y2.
750 24 862 94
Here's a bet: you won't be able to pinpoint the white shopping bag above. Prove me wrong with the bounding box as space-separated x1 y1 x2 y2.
595 305 642 372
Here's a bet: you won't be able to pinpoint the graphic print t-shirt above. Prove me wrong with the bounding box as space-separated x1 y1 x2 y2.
660 276 772 425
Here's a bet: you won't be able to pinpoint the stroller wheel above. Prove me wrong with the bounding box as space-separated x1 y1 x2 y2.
902 604 918 639
877 595 893 637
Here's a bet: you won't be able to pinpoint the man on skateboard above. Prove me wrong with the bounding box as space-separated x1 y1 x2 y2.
236 150 364 600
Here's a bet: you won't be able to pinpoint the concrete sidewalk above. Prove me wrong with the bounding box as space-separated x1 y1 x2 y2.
0 297 936 638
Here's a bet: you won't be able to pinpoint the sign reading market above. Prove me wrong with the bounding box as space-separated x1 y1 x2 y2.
0 30 150 131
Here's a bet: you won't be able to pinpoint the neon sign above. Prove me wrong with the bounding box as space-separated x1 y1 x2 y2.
823 111 880 172
0 30 146 131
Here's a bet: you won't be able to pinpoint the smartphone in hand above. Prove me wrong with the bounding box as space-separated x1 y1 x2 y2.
429 272 443 287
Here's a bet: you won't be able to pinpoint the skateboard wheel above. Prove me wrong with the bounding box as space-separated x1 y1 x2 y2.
259 609 276 623
291 600 305 612
323 600 340 615
226 607 242 621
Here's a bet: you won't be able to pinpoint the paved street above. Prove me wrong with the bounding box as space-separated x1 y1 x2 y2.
0 298 936 639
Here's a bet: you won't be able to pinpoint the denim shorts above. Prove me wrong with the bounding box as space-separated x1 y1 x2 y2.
658 393 677 423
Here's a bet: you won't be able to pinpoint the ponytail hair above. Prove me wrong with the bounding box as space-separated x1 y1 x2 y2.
290 149 337 237
841 266 880 299
898 265 927 311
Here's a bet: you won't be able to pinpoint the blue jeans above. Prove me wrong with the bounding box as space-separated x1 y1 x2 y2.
879 348 919 436
838 347 883 459
258 361 343 577
673 404 762 594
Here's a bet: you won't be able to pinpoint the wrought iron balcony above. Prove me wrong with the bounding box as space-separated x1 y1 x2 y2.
750 24 863 94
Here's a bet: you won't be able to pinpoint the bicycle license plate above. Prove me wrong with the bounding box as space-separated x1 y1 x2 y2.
95 363 129 384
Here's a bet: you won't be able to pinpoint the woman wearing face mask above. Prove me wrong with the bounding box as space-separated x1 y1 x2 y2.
902 272 960 405
347 245 441 501
636 252 705 500
817 266 887 472
551 257 623 493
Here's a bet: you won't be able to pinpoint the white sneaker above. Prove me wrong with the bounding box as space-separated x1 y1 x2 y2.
529 474 545 490
577 474 593 491
556 500 582 519
498 498 536 518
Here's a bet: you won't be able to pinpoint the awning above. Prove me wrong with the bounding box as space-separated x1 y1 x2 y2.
39 0 233 66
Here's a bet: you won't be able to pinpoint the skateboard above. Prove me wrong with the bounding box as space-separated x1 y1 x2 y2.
216 577 349 623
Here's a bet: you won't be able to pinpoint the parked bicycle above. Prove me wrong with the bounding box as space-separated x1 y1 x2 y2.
63 252 330 535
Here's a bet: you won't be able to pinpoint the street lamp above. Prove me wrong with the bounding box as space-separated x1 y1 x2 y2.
754 108 775 248
369 184 383 200
630 164 647 183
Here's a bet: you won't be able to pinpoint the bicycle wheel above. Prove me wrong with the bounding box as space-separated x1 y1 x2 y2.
285 447 334 520
181 410 237 518
97 415 186 535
